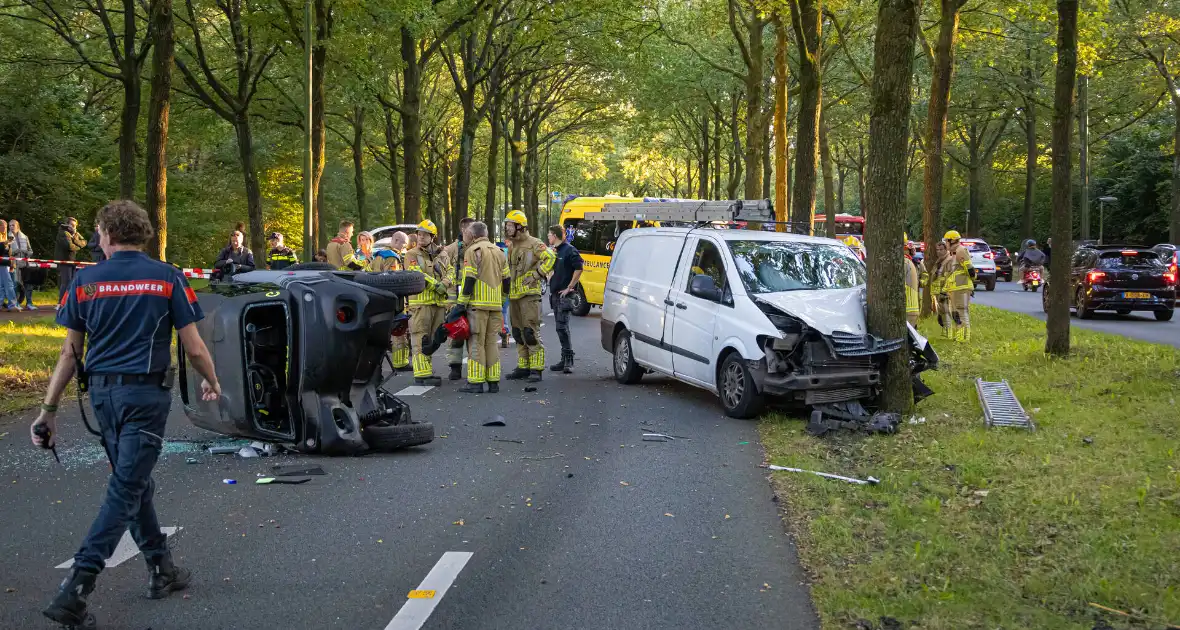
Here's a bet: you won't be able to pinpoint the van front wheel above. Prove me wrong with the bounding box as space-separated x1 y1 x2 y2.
570 284 591 316
718 353 764 419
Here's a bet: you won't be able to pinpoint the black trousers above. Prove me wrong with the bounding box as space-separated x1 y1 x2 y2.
549 292 572 354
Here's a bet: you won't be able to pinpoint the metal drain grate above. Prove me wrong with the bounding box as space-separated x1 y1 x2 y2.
975 378 1036 431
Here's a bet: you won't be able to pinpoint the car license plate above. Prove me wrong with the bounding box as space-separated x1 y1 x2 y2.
1123 292 1151 299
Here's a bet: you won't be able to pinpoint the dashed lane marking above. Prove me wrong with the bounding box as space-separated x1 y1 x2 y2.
384 551 473 630
56 527 182 569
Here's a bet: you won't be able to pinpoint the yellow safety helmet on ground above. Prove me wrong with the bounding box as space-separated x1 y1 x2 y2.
944 230 962 241
417 219 438 236
505 210 528 227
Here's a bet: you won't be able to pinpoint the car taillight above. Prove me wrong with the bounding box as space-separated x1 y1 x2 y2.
984 252 994 259
1165 271 1178 285
1087 271 1106 284
337 306 355 324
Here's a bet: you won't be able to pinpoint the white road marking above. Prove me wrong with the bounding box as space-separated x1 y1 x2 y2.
384 551 473 630
394 385 435 396
56 527 181 569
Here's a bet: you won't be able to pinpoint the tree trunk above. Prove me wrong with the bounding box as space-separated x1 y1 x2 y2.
525 124 539 226
966 160 981 236
442 153 453 237
920 0 964 316
400 27 422 224
1046 0 1078 357
774 13 789 227
484 98 502 230
789 0 822 228
118 0 141 200
837 164 846 215
727 95 743 199
1077 73 1089 240
454 101 479 225
1173 105 1180 243
762 124 772 199
820 111 837 239
425 154 436 224
383 108 402 224
1022 98 1036 242
864 0 919 413
234 117 266 260
713 109 722 198
511 109 523 211
744 22 765 199
352 106 367 228
857 141 866 214
312 0 327 243
145 0 172 260
699 113 710 199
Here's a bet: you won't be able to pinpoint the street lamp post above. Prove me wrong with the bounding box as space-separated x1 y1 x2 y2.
1098 196 1117 245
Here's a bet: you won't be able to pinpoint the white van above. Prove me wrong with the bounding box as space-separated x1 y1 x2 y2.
600 227 936 418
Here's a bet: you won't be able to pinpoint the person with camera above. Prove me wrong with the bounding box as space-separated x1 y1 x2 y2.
55 217 89 303
30 200 221 629
213 230 256 279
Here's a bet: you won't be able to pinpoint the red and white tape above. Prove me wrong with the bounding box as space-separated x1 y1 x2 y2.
0 257 212 279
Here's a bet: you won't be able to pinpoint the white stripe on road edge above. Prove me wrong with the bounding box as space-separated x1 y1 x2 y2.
56 527 182 569
384 551 474 630
394 385 435 396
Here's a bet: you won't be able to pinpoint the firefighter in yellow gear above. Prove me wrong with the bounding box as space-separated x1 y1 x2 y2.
371 232 409 273
404 220 450 386
361 230 410 369
904 234 920 326
326 220 358 270
438 217 475 381
457 221 510 393
928 241 952 339
940 230 975 342
502 210 556 382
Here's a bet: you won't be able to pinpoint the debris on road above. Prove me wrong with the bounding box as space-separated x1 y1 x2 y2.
908 416 926 425
1082 437 1094 446
808 402 900 436
483 418 507 427
185 458 199 464
642 433 671 442
256 477 311 485
524 386 537 393
272 464 326 476
493 438 525 444
207 445 240 455
619 481 630 486
223 479 236 485
519 453 563 461
453 519 465 526
976 378 1035 431
763 464 880 485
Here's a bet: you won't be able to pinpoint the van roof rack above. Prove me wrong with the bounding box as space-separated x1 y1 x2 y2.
588 199 775 224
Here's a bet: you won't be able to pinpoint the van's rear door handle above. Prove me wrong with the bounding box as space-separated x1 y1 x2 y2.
676 302 687 310
664 298 675 306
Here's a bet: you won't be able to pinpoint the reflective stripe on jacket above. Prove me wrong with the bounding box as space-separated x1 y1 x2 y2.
508 236 555 299
406 246 447 306
459 238 509 310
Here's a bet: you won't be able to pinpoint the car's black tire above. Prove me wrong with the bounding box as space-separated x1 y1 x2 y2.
352 271 426 296
362 422 434 451
570 284 591 316
717 352 764 419
613 329 643 385
985 278 996 291
1077 289 1094 319
1155 309 1174 321
288 262 337 271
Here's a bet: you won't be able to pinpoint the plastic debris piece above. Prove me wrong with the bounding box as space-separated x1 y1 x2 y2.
764 464 879 485
237 446 259 458
663 513 674 517
207 445 239 455
524 387 537 393
256 477 311 485
185 458 199 464
642 433 672 442
453 519 465 526
738 441 750 445
272 465 326 476
483 419 506 427
619 481 630 486
223 479 236 485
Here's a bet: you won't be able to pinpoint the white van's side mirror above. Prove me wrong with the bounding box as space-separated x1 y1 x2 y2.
689 274 723 302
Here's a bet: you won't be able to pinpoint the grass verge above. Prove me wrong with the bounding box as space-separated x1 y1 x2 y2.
0 316 67 415
760 306 1180 630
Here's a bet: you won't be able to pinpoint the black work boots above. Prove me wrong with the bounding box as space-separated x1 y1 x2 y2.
146 554 191 599
43 568 97 629
505 367 531 380
414 376 443 387
448 364 462 381
549 350 574 374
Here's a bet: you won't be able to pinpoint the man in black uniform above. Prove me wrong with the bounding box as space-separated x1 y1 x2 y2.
31 200 221 629
265 232 298 270
546 225 583 373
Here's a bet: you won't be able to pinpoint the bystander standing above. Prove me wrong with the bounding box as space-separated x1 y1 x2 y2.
8 219 37 310
0 220 18 311
54 217 88 305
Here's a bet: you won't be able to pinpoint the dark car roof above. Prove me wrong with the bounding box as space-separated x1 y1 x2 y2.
1081 244 1156 252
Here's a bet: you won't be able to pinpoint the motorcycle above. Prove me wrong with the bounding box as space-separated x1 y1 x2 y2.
1020 267 1043 292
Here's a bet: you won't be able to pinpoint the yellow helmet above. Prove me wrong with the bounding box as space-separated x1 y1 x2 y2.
843 236 860 247
944 230 962 241
903 232 909 243
505 210 527 227
417 219 438 236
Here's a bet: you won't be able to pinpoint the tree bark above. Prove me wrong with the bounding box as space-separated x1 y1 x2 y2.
741 11 766 199
400 27 423 224
837 164 846 215
352 106 367 229
774 13 789 227
713 108 722 198
762 121 772 200
788 0 822 228
118 0 141 200
857 141 866 214
234 118 265 260
1173 106 1180 242
525 122 539 226
510 104 523 211
820 111 837 239
442 152 453 237
383 107 402 224
425 153 436 224
1046 0 1078 357
966 160 981 236
312 0 328 243
1077 73 1089 240
865 0 919 413
145 0 172 260
699 113 710 199
920 0 965 316
484 97 502 230
1022 99 1037 242
727 94 743 199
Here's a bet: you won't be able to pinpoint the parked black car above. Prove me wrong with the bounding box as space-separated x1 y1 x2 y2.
1042 245 1177 321
1153 243 1178 272
179 266 434 455
993 245 1013 281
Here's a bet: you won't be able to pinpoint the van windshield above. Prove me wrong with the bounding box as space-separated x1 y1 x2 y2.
729 240 866 293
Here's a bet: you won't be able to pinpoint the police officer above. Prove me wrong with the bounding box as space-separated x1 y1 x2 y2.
265 232 298 270
30 201 221 629
439 217 476 381
941 230 975 342
503 210 555 383
546 224 583 373
405 221 450 385
327 220 358 270
457 221 509 393
904 234 920 327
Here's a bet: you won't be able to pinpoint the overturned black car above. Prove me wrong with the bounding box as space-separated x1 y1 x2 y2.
179 265 433 455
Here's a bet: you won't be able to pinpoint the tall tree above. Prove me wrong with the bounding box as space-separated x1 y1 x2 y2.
948 104 1012 236
919 0 968 316
864 0 919 412
145 0 174 259
819 111 837 238
773 13 789 224
1046 0 1078 356
788 0 822 227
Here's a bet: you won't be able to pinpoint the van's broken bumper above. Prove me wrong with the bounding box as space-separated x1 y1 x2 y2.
749 363 880 404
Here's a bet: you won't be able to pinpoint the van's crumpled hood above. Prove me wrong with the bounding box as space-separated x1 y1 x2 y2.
754 287 867 335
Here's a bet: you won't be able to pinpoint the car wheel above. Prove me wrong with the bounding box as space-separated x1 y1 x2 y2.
986 278 996 291
1155 309 1174 322
717 353 764 419
1116 309 1131 316
570 284 591 317
287 262 337 271
1077 289 1094 319
613 329 643 385
362 422 434 451
352 270 426 296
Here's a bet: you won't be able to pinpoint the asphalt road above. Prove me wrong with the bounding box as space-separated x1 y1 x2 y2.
0 310 817 630
973 279 1180 348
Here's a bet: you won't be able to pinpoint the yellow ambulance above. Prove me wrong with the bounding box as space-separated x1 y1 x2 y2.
557 195 658 316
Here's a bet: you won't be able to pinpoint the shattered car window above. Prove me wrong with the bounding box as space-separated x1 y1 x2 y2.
729 240 865 294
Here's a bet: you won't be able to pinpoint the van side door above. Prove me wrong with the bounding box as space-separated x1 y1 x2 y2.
667 236 728 388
